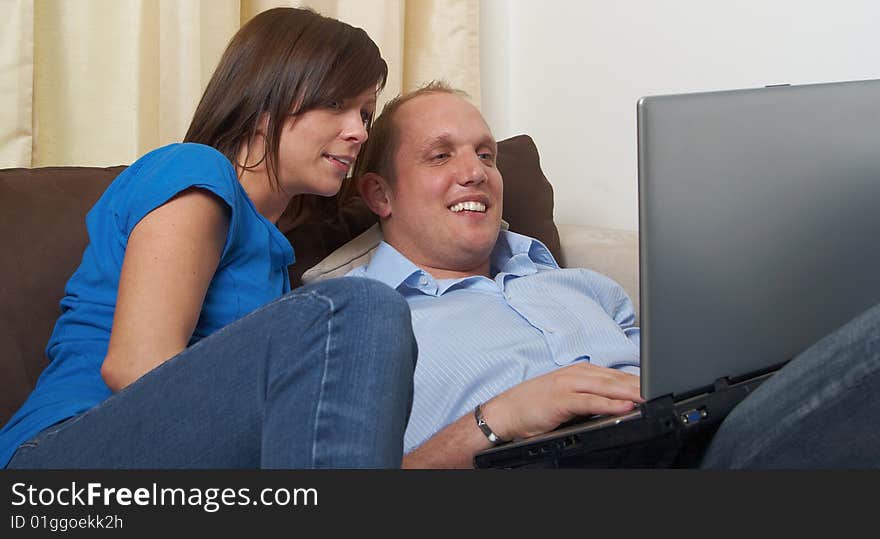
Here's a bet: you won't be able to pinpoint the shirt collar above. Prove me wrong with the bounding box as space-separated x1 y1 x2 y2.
490 230 560 277
360 230 560 294
360 241 426 291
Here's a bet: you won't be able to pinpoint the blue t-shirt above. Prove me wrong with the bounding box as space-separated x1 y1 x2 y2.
0 143 294 467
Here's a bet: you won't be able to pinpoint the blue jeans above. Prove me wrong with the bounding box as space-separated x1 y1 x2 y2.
7 277 417 469
700 302 880 468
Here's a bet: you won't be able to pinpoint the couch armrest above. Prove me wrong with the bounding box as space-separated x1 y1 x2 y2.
557 223 640 319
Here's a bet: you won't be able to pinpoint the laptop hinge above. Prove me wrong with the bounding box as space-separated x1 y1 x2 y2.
641 395 675 419
713 377 731 392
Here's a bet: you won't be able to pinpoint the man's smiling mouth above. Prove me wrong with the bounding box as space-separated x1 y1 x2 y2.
448 201 487 213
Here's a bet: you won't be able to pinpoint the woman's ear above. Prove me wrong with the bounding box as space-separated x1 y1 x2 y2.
357 172 393 218
239 112 271 169
257 112 271 135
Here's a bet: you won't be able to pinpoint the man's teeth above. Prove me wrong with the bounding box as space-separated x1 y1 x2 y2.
448 201 486 213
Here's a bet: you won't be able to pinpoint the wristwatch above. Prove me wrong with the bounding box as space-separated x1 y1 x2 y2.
474 403 507 445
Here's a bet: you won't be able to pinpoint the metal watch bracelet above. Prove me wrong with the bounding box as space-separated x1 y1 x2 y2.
474 403 506 445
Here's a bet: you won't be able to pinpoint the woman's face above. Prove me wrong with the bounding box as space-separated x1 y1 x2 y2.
276 86 377 197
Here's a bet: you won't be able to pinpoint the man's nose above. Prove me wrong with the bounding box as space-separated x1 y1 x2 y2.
457 153 487 186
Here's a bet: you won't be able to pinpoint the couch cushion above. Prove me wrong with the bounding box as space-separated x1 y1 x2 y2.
557 224 640 320
494 134 562 264
0 166 124 425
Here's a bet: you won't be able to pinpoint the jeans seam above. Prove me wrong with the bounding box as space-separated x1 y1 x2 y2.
307 291 336 467
14 414 85 456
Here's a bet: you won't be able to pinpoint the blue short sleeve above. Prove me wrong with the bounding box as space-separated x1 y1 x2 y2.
108 143 240 249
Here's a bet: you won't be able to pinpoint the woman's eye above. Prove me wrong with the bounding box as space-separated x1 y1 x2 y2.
361 111 372 124
327 100 343 110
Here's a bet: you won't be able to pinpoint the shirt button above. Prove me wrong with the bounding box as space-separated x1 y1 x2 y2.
419 276 428 286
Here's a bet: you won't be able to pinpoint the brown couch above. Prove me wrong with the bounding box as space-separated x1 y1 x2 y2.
0 135 571 428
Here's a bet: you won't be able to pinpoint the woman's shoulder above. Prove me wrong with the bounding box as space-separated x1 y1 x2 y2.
102 143 243 236
130 143 234 177
117 143 239 198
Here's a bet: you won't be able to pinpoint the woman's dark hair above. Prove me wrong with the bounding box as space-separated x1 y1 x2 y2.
184 7 388 192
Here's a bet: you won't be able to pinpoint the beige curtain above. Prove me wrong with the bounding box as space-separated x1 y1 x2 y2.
0 0 480 169
0 0 34 168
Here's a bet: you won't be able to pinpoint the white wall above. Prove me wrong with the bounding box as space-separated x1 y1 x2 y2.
480 0 880 231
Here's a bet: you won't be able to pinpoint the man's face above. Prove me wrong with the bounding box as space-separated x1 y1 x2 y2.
381 92 503 276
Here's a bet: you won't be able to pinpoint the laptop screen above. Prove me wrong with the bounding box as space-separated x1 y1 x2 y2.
637 79 880 400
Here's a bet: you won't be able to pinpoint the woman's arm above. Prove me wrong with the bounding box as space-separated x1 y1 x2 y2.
101 187 229 392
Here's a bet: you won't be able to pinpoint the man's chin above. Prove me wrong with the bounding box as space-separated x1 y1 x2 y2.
473 225 502 247
458 217 501 238
456 237 499 264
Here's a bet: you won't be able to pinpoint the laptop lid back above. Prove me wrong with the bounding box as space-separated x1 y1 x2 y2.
637 79 880 400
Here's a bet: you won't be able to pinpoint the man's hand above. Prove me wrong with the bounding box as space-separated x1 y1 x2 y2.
481 362 643 441
402 362 642 468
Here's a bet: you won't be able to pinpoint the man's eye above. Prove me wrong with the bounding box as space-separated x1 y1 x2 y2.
432 153 450 160
478 152 495 161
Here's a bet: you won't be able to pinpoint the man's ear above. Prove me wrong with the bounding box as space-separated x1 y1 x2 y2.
358 172 393 218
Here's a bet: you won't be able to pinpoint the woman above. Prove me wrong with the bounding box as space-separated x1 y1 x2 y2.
0 7 416 468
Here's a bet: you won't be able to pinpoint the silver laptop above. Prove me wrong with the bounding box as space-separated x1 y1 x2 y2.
475 78 880 468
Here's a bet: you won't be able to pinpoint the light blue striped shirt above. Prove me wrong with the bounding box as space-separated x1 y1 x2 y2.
346 230 640 452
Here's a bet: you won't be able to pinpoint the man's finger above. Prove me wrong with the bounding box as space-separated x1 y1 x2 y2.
568 394 638 417
568 375 642 402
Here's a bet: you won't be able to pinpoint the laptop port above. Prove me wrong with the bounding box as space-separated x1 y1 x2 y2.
680 407 708 426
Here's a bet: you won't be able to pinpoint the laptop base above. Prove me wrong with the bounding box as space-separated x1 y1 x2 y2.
473 371 775 469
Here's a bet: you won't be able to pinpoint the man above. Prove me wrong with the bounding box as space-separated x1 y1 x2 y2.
346 81 880 468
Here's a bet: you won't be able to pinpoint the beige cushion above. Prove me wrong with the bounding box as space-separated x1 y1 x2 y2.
301 223 383 283
556 223 640 320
